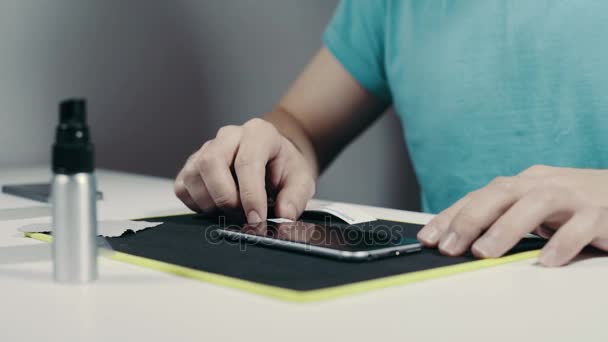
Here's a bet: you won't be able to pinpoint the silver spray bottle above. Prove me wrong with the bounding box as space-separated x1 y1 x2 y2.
51 99 98 283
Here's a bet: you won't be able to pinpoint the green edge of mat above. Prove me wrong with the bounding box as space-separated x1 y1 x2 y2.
25 215 541 303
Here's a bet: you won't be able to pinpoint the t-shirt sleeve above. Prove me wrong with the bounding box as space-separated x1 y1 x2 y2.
322 0 391 101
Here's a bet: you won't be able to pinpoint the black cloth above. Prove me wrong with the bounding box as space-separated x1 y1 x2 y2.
95 214 547 291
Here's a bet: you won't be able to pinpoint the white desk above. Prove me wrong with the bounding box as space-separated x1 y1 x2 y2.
0 167 606 342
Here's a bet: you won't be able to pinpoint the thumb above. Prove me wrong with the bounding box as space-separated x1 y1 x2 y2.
274 171 315 220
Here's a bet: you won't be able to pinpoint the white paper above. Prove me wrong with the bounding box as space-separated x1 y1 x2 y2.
18 220 163 237
306 203 377 224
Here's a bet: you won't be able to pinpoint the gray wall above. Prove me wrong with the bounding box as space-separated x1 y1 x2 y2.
0 0 419 210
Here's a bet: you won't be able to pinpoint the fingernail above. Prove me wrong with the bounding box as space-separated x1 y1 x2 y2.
472 238 494 258
418 224 440 244
539 246 561 267
284 202 297 220
247 210 262 224
439 232 459 255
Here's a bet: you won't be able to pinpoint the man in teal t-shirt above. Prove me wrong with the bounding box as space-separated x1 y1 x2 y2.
175 1 608 267
324 0 608 214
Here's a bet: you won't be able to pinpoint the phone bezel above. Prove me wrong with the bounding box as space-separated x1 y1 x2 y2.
217 226 422 261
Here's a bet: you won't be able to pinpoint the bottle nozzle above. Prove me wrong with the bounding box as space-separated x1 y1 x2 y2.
59 99 87 125
52 98 94 174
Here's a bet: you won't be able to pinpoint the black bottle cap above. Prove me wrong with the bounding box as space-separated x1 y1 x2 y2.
59 99 86 125
52 99 94 174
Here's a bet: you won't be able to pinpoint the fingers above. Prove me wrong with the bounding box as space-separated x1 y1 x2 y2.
175 118 315 224
176 150 216 212
471 186 578 258
438 177 524 256
417 194 472 247
182 168 216 212
274 170 315 220
235 119 282 224
269 137 315 220
197 129 242 210
417 168 608 265
176 126 242 214
419 176 526 250
538 207 608 267
174 175 199 212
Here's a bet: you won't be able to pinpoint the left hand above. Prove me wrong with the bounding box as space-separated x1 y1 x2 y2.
417 165 608 266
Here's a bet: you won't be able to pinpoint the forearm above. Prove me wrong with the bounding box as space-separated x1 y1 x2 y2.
263 47 388 180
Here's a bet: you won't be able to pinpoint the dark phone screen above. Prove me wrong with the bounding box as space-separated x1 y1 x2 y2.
223 220 420 252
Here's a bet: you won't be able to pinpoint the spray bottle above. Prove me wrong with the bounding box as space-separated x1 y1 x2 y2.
51 98 98 283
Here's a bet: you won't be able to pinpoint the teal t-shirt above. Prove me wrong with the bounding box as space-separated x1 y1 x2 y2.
323 0 608 213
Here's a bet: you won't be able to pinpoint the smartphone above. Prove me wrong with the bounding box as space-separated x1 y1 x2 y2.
217 220 422 261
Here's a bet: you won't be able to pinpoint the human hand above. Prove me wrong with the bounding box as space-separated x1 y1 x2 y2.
174 118 316 224
417 165 608 266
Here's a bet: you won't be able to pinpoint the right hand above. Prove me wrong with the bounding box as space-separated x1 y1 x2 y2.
174 118 316 224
